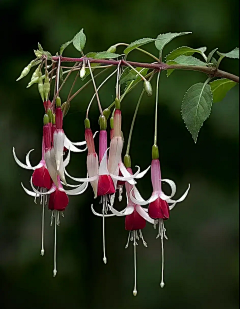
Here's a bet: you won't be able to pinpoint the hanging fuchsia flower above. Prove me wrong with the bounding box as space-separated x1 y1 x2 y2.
109 166 154 296
130 145 190 288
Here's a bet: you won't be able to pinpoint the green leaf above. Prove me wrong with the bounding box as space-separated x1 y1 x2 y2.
173 55 207 66
155 32 192 52
60 40 73 55
120 67 137 84
124 38 155 55
73 29 86 52
38 43 43 51
93 52 120 59
166 46 207 61
207 48 218 63
165 60 176 77
181 82 213 142
210 78 237 103
218 47 239 59
122 68 149 92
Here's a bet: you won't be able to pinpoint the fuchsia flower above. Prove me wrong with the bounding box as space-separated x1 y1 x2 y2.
130 156 190 288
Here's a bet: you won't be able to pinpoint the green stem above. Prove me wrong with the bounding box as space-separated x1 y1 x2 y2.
154 71 161 145
115 43 160 62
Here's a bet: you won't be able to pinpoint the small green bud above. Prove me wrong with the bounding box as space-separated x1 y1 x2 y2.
99 115 107 130
124 154 131 168
43 114 49 125
16 66 30 81
38 76 44 102
52 113 56 124
152 144 159 160
110 116 114 129
115 97 121 110
103 108 111 120
107 45 117 53
43 75 50 101
144 80 152 96
56 96 61 107
84 118 91 129
61 101 70 118
27 77 39 88
47 109 52 123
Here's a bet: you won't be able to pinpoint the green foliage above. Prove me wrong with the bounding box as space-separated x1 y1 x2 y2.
73 29 86 53
92 52 120 59
182 82 213 142
155 32 192 54
60 40 73 55
207 48 218 63
210 78 237 103
124 38 155 55
218 47 239 59
166 46 207 61
120 67 149 89
171 55 207 66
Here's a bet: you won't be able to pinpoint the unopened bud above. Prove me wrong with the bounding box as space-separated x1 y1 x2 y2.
110 116 114 129
99 115 107 130
115 97 121 110
152 144 159 159
43 114 49 125
38 76 44 102
107 45 117 53
43 75 50 101
56 96 61 107
52 113 56 124
103 108 111 120
16 66 30 81
84 118 91 129
80 63 86 78
124 154 131 168
144 80 152 96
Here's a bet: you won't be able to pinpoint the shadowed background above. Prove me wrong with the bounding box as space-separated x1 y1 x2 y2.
0 0 239 308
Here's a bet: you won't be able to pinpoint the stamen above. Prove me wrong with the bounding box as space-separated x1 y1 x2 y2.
118 185 123 202
102 201 107 264
125 231 131 248
40 204 45 256
53 211 57 277
159 219 167 288
50 211 54 226
139 230 147 247
133 230 138 296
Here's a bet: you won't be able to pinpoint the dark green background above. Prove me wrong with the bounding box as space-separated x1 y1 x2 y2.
0 0 238 308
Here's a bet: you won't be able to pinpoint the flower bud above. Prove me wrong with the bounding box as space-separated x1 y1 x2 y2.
144 80 152 96
152 144 159 160
99 115 107 130
47 108 53 123
16 61 34 81
110 116 114 129
38 76 44 102
52 113 56 124
80 63 86 78
43 75 50 101
43 114 49 125
107 45 117 53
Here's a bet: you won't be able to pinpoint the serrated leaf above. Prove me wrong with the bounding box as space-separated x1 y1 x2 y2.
210 78 237 103
173 55 207 66
120 67 136 84
218 47 239 59
38 43 43 51
166 46 207 62
124 38 155 55
155 32 192 52
60 40 73 55
93 52 120 59
181 82 213 142
73 29 86 52
123 68 149 92
207 48 218 63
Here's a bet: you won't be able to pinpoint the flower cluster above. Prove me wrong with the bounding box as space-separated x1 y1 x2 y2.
13 95 190 295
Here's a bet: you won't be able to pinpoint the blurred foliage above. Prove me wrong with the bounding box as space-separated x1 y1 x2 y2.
0 0 239 309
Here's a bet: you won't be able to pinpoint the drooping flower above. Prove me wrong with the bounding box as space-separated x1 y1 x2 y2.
130 146 190 288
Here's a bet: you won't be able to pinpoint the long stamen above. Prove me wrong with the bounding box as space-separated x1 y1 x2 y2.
125 231 131 248
53 211 57 277
40 204 45 256
139 230 147 247
160 219 165 288
102 197 107 264
133 230 138 296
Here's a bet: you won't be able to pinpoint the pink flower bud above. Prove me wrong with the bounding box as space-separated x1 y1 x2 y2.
151 159 161 193
99 130 107 162
43 123 52 151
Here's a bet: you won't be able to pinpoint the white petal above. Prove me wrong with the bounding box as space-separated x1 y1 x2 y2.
118 163 136 185
91 204 115 217
99 148 109 176
44 149 58 187
21 182 40 197
63 182 88 195
54 130 65 171
25 150 44 170
64 136 87 152
136 205 155 224
135 165 151 179
160 179 177 200
169 184 191 210
129 187 158 206
63 147 71 168
65 169 98 183
13 147 34 170
109 205 134 216
30 177 56 195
